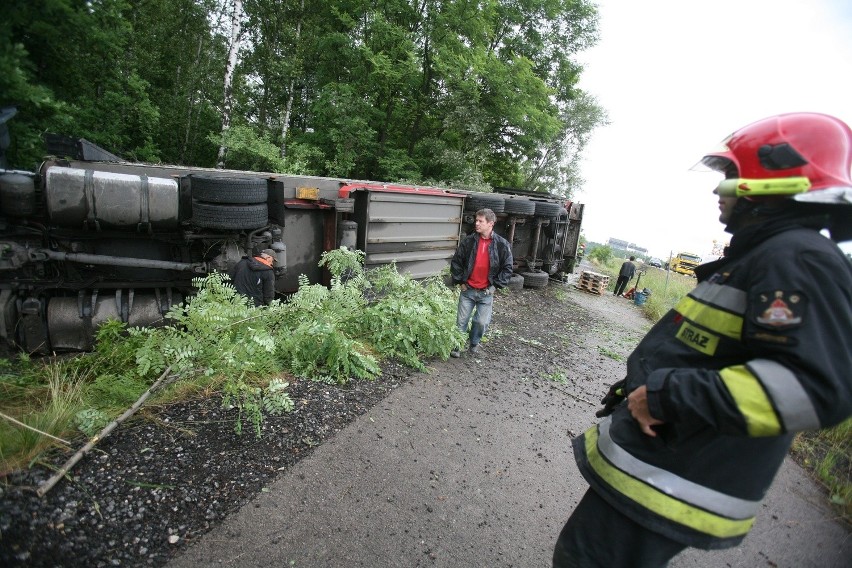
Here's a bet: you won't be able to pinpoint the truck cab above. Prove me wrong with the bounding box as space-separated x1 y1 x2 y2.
669 252 702 277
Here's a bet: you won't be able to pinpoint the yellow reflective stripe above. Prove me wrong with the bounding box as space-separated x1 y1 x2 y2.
719 366 782 436
585 426 755 539
676 322 720 355
675 296 743 340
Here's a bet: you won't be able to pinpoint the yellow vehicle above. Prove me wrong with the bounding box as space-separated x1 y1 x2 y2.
668 252 702 277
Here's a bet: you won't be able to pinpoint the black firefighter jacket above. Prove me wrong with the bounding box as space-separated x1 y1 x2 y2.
574 219 852 549
450 231 514 289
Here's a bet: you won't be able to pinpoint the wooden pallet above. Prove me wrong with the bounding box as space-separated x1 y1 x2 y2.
575 270 610 295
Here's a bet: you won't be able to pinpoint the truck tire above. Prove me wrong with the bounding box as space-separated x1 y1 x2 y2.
532 200 562 217
465 193 505 214
507 274 525 291
543 208 567 239
502 197 536 216
191 176 268 204
521 270 549 289
191 201 268 229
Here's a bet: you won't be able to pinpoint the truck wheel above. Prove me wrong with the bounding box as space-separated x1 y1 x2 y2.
521 270 549 289
531 200 562 217
191 201 268 229
508 274 525 290
465 193 505 214
502 197 536 216
543 209 567 239
191 176 268 204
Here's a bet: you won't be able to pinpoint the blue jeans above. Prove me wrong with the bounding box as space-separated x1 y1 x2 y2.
456 287 494 346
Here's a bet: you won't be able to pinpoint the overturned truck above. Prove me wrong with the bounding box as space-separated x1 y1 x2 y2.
0 138 583 353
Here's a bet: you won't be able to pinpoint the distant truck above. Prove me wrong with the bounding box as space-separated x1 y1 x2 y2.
668 252 702 277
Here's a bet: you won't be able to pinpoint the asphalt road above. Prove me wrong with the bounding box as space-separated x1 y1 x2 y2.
166 280 850 568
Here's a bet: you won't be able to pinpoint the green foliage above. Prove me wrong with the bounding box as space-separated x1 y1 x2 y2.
588 244 613 264
319 246 366 282
2 0 605 195
207 124 286 172
792 418 852 524
278 319 380 384
0 354 42 396
0 355 92 473
74 408 109 438
597 346 624 362
356 266 464 368
222 377 294 437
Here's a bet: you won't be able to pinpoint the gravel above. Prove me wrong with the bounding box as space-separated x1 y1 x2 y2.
0 358 414 567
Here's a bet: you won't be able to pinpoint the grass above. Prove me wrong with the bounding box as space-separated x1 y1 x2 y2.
0 356 91 475
582 257 851 524
791 418 852 523
587 257 695 319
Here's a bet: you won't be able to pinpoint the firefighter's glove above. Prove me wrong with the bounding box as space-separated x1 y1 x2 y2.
595 379 627 418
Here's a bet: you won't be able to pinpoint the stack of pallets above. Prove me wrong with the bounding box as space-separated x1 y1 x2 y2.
576 271 610 295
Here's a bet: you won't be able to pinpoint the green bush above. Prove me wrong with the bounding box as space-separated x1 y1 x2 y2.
587 244 613 264
0 247 464 471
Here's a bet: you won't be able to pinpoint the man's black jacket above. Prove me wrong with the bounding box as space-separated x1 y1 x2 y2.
450 231 514 289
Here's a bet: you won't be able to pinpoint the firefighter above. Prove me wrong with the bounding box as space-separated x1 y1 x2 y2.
553 112 852 567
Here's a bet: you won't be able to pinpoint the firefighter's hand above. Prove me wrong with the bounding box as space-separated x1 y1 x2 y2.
486 285 496 295
627 385 664 437
595 378 627 418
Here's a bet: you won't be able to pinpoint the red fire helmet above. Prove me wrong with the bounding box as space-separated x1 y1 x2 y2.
700 113 852 205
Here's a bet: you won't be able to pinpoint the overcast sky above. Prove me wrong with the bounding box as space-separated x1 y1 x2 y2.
574 0 852 259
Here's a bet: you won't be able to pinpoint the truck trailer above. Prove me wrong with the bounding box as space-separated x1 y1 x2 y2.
0 136 583 353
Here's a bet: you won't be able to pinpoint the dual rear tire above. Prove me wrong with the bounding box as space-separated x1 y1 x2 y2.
190 176 269 230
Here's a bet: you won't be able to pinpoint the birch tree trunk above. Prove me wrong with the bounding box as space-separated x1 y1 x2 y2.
216 0 244 169
280 0 305 160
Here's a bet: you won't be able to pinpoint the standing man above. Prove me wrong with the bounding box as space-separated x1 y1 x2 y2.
450 208 514 357
612 256 636 296
553 113 852 567
230 249 276 307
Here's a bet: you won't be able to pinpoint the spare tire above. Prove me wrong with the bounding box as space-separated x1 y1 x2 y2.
191 201 268 229
191 176 268 204
465 193 505 214
521 270 549 289
502 196 536 216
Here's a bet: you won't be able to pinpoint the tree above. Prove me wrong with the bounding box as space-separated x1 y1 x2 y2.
4 0 159 164
216 0 245 168
588 244 613 264
4 0 606 192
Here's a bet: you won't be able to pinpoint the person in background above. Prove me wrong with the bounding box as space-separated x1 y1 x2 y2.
575 243 586 272
230 249 275 307
613 256 636 296
449 208 513 357
553 112 852 567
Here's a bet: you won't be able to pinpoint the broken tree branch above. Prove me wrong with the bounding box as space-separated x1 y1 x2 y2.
36 365 175 498
0 411 71 446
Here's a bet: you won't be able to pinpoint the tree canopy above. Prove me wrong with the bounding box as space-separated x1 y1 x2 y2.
2 0 606 197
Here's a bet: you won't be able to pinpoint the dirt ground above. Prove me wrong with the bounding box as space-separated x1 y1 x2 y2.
1 267 849 567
